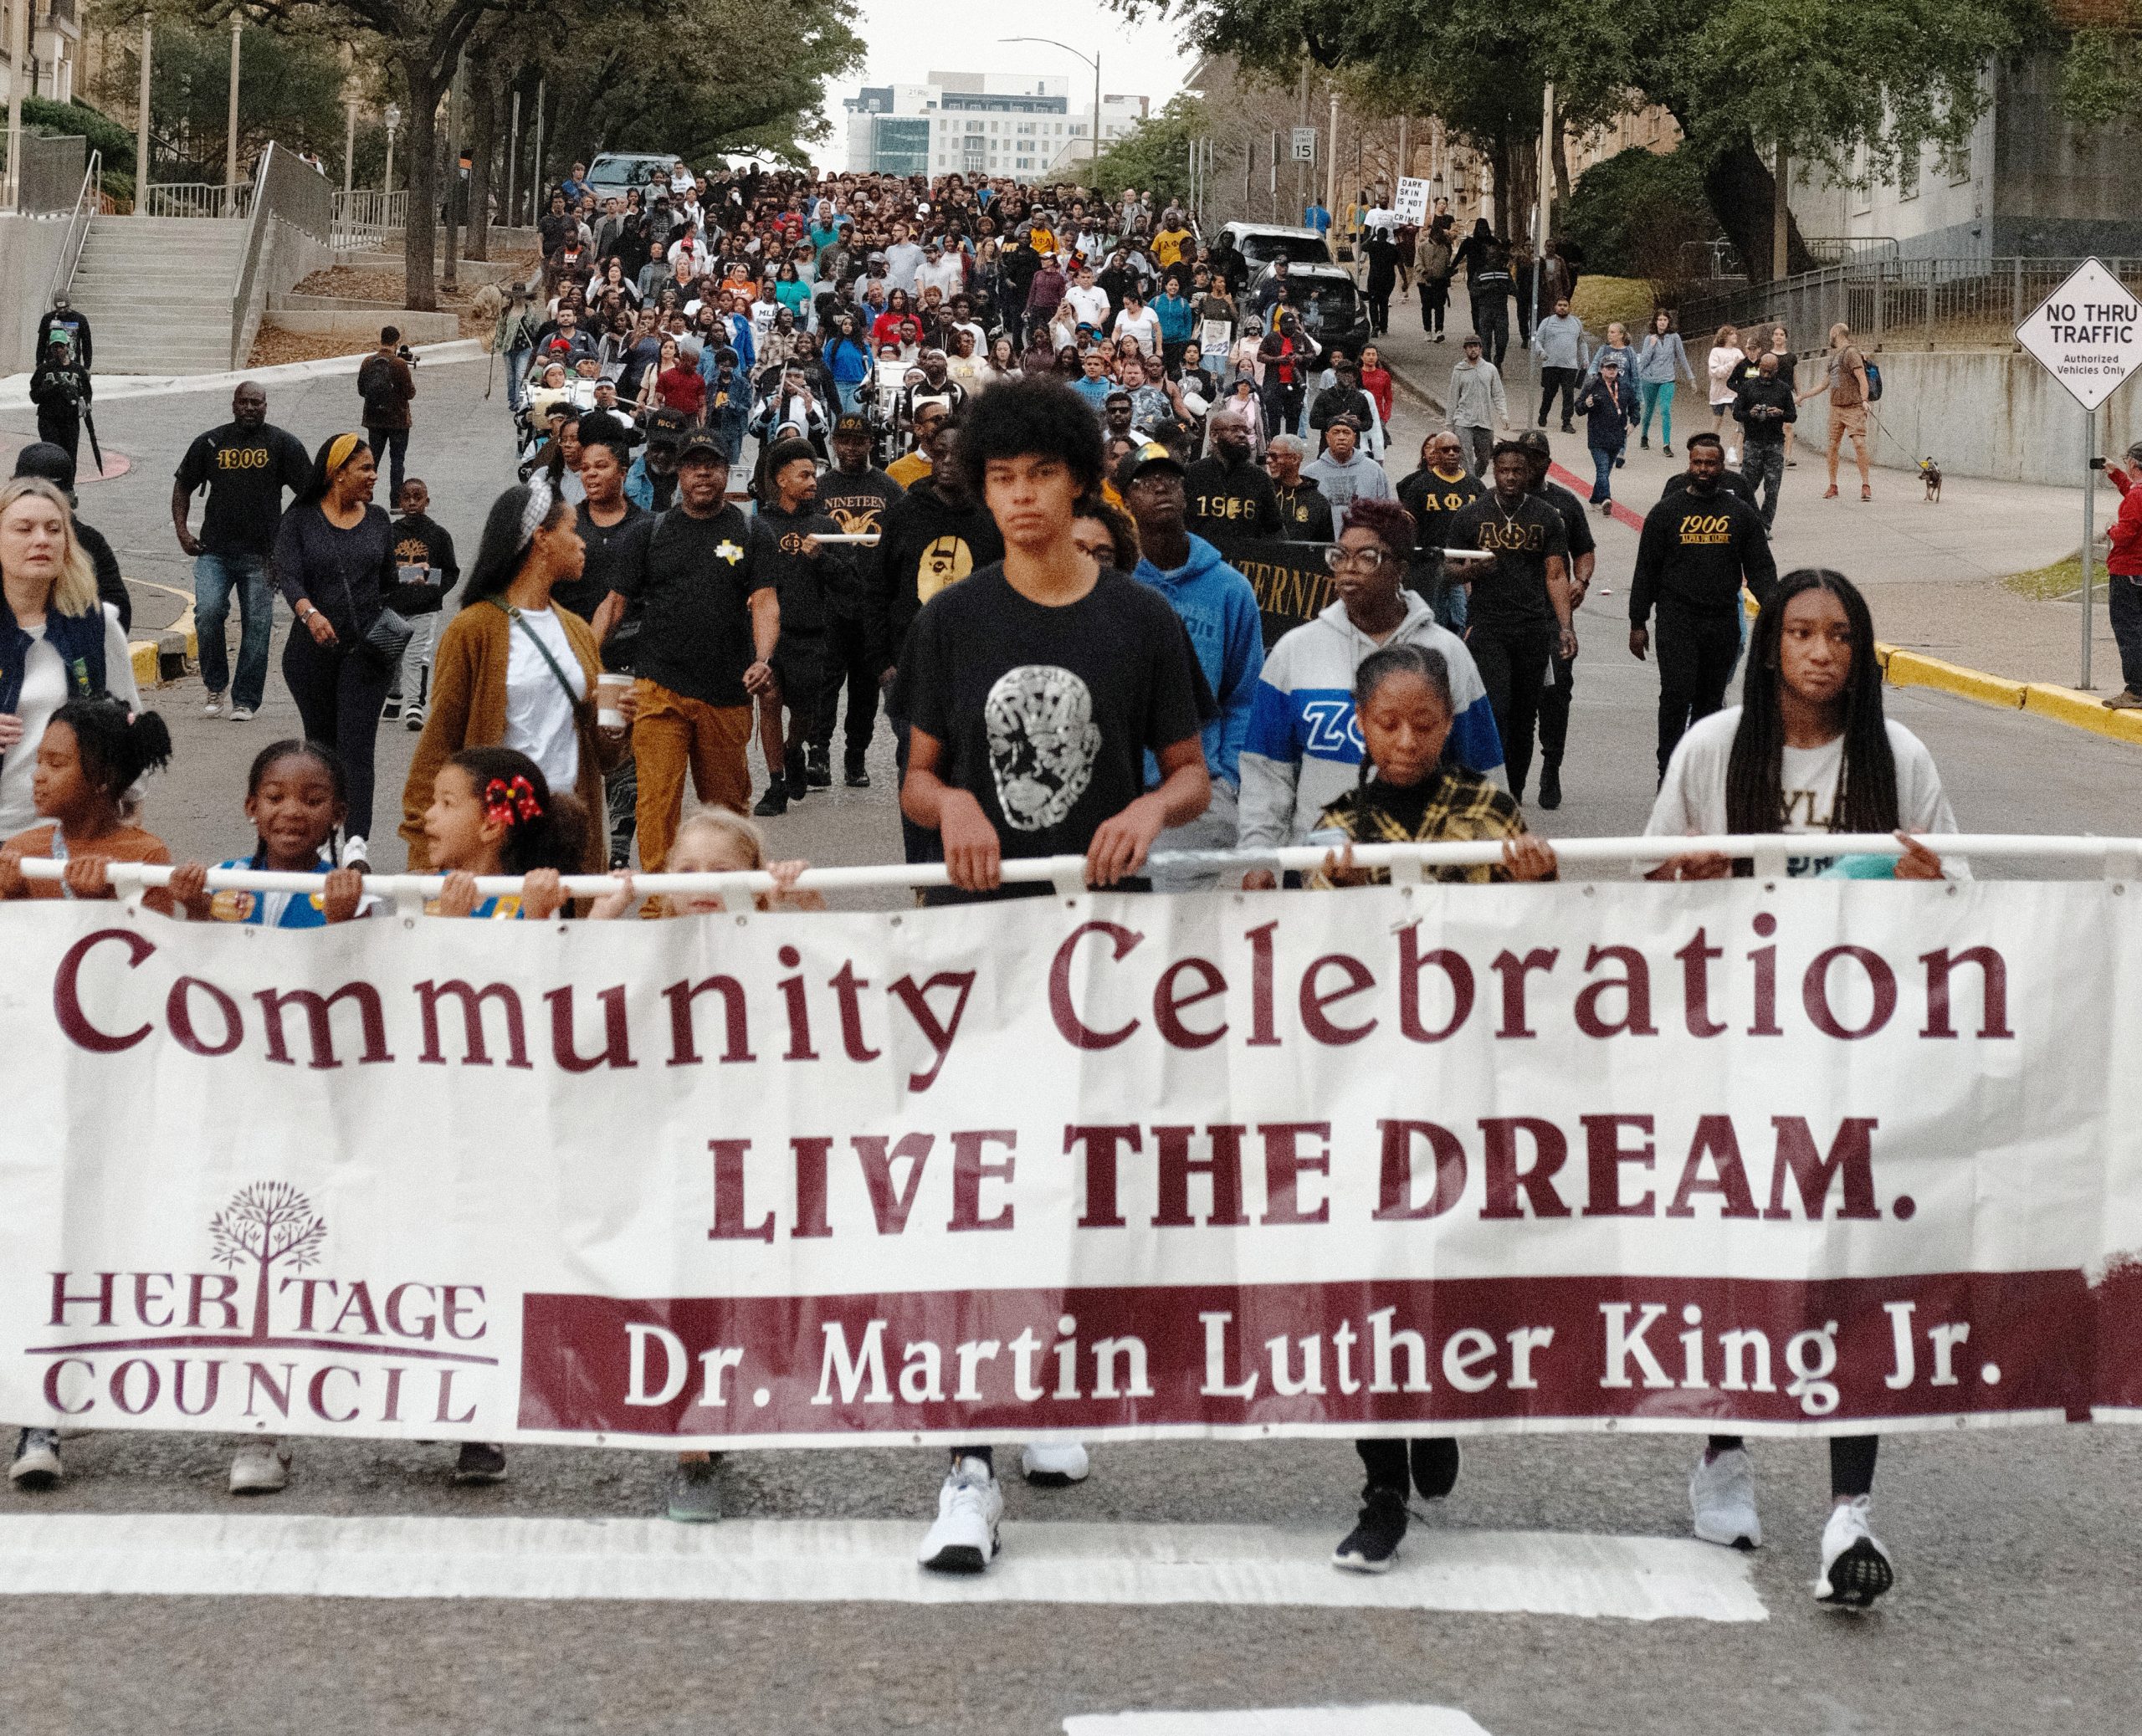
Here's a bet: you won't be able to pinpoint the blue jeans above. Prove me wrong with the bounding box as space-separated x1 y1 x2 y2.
194 551 274 710
506 345 533 412
1591 443 1620 506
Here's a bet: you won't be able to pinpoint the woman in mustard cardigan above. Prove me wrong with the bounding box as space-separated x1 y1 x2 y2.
400 472 633 871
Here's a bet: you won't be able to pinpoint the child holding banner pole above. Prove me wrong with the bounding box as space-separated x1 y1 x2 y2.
1303 640 1557 1572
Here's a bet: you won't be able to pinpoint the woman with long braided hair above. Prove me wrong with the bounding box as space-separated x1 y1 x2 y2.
1646 565 1962 1608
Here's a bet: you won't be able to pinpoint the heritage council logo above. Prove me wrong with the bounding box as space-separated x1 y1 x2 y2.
26 1182 497 1428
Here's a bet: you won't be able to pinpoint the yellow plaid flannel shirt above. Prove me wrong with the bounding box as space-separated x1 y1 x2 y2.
1309 767 1531 886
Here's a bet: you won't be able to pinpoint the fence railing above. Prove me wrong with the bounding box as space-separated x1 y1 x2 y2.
142 180 254 220
15 834 2139 914
44 148 101 310
331 187 407 249
1681 256 2142 352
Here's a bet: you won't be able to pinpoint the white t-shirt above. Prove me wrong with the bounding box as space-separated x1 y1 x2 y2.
1114 305 1162 352
503 607 586 796
0 606 140 841
1065 284 1110 329
1645 707 1964 878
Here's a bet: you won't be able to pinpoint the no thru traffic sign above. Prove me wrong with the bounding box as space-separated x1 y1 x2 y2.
2014 257 2142 412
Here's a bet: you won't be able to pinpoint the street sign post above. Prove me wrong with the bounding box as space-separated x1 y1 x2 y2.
2015 258 2142 690
1392 177 1429 224
1290 126 1317 163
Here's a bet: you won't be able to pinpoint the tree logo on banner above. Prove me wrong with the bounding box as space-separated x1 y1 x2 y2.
209 1182 328 1344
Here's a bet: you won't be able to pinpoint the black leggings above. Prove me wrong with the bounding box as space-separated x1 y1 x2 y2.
1357 1436 1461 1497
281 626 393 839
1708 1432 1878 1498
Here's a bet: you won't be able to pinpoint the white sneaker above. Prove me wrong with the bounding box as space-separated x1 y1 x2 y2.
1019 1441 1090 1488
1689 1446 1761 1549
200 695 224 718
341 835 370 870
229 1439 291 1494
917 1455 1003 1574
1815 1495 1894 1606
229 705 255 723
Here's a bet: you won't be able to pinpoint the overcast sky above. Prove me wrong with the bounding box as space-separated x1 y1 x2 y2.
824 0 1199 119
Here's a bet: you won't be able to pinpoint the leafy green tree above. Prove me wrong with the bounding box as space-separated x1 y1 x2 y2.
1559 145 1719 287
1089 93 1207 202
1133 0 2053 280
89 18 351 184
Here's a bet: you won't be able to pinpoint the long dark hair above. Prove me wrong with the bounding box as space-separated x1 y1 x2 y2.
464 460 571 607
1725 568 1897 834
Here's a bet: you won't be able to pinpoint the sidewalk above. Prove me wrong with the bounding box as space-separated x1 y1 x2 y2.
1371 300 2124 690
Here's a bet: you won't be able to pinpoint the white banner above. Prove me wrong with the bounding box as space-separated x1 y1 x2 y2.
1393 177 1430 225
5 884 2139 1451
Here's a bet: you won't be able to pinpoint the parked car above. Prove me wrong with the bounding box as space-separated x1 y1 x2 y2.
1218 222 1335 272
587 153 678 197
1252 261 1371 356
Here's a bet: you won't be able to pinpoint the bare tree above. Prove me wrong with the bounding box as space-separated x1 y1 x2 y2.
209 1181 328 1341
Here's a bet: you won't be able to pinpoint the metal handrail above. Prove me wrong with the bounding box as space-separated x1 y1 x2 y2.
13 835 2140 910
44 147 101 310
331 187 407 249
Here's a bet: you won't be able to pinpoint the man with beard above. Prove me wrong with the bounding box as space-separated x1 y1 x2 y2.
1396 429 1482 629
1183 407 1280 541
1263 434 1335 541
1628 432 1779 776
812 413 904 787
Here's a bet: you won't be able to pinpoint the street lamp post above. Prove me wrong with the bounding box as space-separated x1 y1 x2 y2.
383 102 400 195
136 13 154 214
223 15 242 217
1000 36 1100 187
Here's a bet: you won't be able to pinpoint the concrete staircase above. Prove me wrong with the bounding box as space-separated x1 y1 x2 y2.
65 217 249 374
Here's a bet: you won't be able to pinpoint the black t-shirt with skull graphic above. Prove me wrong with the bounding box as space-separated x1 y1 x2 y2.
891 564 1212 884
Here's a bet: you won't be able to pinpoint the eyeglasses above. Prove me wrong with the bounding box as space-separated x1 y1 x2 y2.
1325 546 1393 573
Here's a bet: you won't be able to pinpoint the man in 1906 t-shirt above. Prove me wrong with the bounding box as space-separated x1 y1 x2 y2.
1446 439 1573 804
890 375 1212 1582
172 381 311 721
611 430 779 870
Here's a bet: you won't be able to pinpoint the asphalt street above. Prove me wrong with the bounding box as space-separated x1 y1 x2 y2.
3 351 2140 1735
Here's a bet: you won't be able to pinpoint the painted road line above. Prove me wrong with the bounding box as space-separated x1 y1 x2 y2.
0 1515 1765 1621
1066 1706 1493 1735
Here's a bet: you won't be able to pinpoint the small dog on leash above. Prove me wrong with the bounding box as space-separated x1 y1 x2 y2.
1918 457 1943 504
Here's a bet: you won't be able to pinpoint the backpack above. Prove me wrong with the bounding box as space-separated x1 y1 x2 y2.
357 355 401 422
1863 359 1883 403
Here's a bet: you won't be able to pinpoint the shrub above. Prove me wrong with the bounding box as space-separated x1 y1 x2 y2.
1560 145 1719 290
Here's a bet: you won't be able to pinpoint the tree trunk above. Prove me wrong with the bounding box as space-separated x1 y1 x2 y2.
467 47 495 262
1701 131 1817 284
402 55 444 311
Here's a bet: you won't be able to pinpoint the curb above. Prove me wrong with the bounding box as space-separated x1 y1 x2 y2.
1872 645 2142 745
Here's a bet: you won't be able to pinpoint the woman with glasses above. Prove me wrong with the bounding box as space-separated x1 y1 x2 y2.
1238 498 1506 887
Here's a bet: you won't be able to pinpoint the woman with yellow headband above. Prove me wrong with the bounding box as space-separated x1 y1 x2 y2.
273 431 397 868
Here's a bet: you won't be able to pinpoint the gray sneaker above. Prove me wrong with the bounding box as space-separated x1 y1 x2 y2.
9 1427 61 1489
666 1457 721 1523
2103 689 2142 711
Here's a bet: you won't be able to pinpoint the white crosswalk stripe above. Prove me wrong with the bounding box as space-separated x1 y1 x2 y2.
1065 1710 1494 1735
0 1514 1764 1620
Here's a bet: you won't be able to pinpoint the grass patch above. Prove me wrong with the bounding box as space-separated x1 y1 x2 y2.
2003 552 2088 602
1574 276 1658 341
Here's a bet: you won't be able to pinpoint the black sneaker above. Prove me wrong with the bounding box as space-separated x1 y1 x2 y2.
753 778 789 817
845 760 872 788
454 1442 507 1484
9 1427 61 1489
1538 763 1562 811
1333 1486 1409 1574
805 750 833 789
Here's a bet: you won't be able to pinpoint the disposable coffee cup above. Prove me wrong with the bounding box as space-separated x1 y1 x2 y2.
597 672 633 730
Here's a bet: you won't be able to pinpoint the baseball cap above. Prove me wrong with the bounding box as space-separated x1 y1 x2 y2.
646 407 689 447
678 429 730 464
833 412 871 437
1513 428 1551 458
1113 440 1185 492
